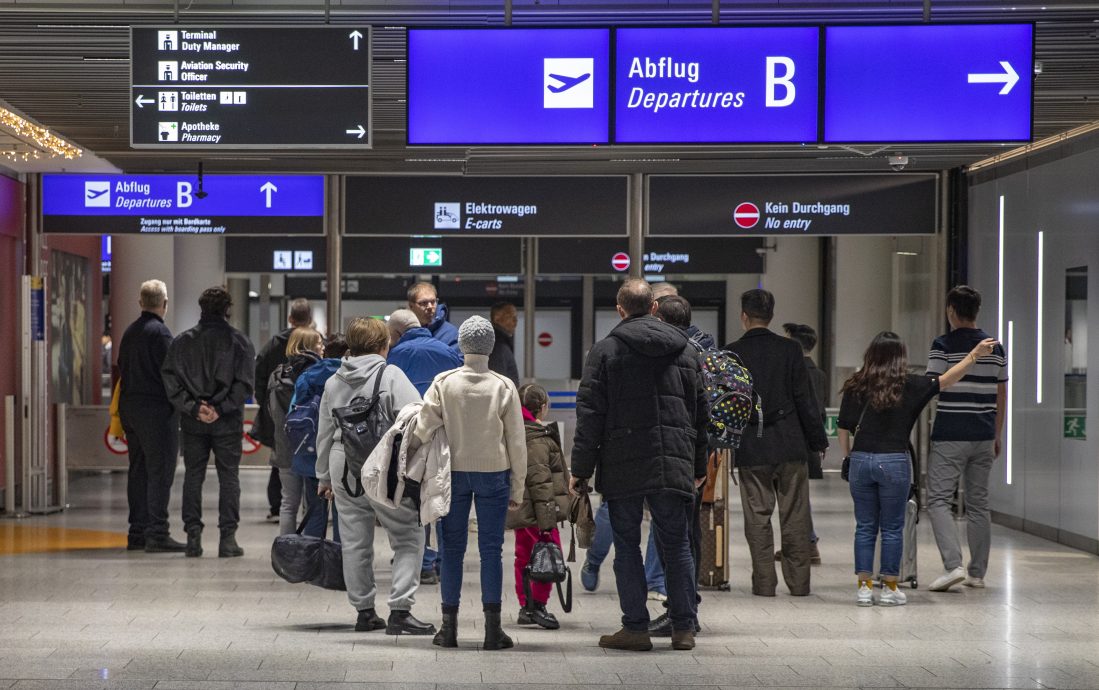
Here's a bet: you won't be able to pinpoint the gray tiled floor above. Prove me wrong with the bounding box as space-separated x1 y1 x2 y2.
2 468 1098 689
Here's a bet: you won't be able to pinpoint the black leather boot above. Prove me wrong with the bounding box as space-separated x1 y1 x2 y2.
433 609 458 648
185 528 202 558
386 610 437 636
355 608 386 632
482 608 513 650
218 529 243 558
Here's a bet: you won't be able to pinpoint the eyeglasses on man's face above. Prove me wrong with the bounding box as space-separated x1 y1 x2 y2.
415 299 437 307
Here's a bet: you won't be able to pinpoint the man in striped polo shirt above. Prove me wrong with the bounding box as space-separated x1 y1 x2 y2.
926 286 1007 592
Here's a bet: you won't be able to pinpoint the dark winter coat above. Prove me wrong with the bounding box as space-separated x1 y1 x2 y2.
251 328 291 447
388 327 463 396
117 311 174 416
507 420 571 531
427 303 459 347
571 315 709 500
162 316 256 436
723 328 829 467
488 325 520 388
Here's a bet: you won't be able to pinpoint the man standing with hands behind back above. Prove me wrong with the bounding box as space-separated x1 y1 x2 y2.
162 286 255 559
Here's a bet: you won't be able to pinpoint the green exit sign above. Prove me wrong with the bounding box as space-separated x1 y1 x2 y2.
1065 415 1086 440
410 247 442 267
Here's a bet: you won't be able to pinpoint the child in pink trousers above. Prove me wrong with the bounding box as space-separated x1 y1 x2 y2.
508 383 571 630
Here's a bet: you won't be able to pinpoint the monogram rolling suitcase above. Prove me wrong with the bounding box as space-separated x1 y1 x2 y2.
698 449 731 591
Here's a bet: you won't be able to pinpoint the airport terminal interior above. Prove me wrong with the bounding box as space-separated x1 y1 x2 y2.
2 1 1099 688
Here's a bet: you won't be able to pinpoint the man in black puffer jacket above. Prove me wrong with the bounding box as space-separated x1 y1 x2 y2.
162 286 255 559
570 279 709 653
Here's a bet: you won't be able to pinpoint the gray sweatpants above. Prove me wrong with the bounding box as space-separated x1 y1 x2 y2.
926 440 996 578
331 454 425 613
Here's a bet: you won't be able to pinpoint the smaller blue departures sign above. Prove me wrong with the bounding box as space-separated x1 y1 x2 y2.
41 174 325 235
824 24 1033 143
407 28 611 145
615 27 820 144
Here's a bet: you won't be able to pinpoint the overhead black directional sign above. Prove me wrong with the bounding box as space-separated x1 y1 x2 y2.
131 26 371 148
345 176 629 237
648 174 938 236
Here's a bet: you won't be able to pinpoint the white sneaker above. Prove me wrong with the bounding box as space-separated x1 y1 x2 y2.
964 576 986 588
929 566 966 592
856 584 874 607
647 591 667 602
879 586 907 606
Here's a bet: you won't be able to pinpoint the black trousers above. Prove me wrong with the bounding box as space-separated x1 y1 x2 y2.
267 467 282 515
181 426 242 533
120 404 179 541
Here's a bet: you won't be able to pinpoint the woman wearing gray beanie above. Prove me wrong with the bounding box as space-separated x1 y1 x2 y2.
410 315 528 650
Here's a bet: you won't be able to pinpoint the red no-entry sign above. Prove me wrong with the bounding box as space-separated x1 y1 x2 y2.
611 252 631 272
733 202 760 229
537 332 553 347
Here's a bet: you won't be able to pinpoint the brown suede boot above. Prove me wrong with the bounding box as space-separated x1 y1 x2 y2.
598 628 653 652
671 630 696 650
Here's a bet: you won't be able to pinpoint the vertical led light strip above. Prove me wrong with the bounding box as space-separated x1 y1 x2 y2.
1007 320 1015 485
1036 231 1044 404
998 195 1005 340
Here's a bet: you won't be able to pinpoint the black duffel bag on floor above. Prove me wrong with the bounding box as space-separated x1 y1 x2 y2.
271 501 345 591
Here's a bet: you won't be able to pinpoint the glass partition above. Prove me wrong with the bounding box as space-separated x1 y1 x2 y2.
1064 266 1087 440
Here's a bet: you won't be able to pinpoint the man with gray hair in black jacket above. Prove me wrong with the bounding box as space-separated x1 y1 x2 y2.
570 278 709 653
162 286 255 559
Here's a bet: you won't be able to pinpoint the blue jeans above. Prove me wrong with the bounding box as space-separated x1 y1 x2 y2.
849 452 911 577
422 525 443 572
588 500 666 594
607 491 697 633
440 470 510 608
302 476 339 542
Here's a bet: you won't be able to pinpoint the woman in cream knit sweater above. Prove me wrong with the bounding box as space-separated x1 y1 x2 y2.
412 315 527 651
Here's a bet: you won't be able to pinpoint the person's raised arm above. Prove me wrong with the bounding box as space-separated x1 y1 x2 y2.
937 338 997 390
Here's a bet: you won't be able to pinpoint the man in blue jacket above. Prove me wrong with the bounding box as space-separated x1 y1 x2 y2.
386 308 463 583
407 282 458 347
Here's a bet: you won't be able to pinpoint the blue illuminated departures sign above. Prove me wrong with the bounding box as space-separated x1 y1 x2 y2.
41 174 325 235
615 27 820 144
407 29 611 145
824 24 1033 143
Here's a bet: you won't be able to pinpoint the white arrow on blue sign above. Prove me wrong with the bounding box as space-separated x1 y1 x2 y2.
824 24 1033 143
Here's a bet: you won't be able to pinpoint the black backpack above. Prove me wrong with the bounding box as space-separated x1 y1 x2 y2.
522 533 572 614
332 364 391 498
267 363 296 419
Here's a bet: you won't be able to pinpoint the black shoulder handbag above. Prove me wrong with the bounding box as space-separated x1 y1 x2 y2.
841 402 870 482
523 532 573 614
270 501 345 591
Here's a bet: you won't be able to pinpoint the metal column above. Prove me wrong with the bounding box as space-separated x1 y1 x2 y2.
523 238 537 380
581 274 594 358
628 173 644 279
327 175 343 334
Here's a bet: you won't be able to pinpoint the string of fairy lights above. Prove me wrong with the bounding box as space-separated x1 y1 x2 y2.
0 104 83 162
